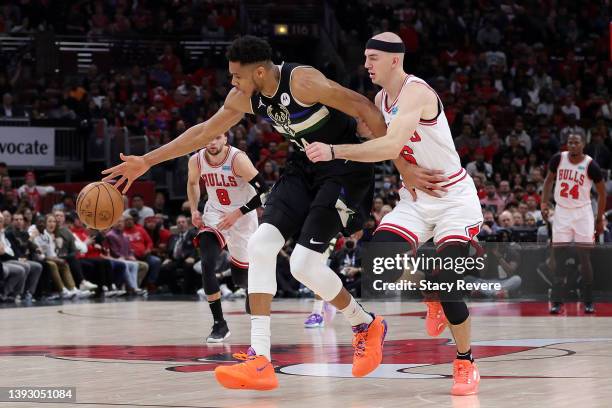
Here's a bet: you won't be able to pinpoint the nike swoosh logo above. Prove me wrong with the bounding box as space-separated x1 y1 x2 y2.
310 238 325 245
256 362 270 372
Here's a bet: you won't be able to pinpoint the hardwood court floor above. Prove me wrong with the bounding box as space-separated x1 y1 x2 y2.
1 299 611 408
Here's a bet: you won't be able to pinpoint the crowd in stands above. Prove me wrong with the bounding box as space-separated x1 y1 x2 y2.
0 0 239 38
0 165 250 303
1 1 611 302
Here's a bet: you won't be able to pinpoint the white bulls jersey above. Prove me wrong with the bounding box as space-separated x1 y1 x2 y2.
195 146 256 212
553 151 594 209
375 74 483 246
381 75 466 187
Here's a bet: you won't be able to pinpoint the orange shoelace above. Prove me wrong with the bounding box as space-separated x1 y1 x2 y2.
352 332 368 357
454 363 470 383
232 351 253 361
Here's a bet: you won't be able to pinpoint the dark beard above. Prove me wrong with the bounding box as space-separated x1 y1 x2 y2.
207 147 224 156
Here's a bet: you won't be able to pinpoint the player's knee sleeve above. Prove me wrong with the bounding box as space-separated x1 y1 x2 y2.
372 229 414 247
247 223 284 295
231 264 248 290
372 230 416 283
441 301 470 325
436 243 470 302
289 244 343 301
200 232 222 296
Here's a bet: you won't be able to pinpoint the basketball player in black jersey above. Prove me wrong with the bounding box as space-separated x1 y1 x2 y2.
103 36 445 390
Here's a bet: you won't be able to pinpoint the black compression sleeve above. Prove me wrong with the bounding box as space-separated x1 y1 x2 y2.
239 172 269 214
548 153 561 173
587 159 604 183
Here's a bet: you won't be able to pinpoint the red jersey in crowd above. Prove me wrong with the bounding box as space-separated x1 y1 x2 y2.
70 226 104 259
123 224 153 258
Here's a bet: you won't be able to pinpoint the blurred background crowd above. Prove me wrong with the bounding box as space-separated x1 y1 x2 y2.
1 0 610 303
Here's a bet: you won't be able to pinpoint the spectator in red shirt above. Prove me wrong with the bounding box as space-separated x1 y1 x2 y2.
17 172 55 213
68 214 123 296
123 212 161 289
398 21 419 53
439 43 470 74
521 182 541 205
159 45 180 74
143 216 170 258
1 175 18 197
472 174 487 199
192 58 217 90
216 7 237 33
475 77 498 102
260 122 283 145
258 141 287 169
262 160 280 188
113 75 133 104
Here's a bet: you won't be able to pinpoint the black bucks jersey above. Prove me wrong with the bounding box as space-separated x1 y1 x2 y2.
250 63 369 178
252 62 374 252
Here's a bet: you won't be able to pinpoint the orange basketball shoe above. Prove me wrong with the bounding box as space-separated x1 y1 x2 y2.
214 347 278 391
451 359 480 396
425 301 447 337
351 315 388 377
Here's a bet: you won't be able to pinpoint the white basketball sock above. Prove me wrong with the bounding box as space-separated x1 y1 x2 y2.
312 299 324 315
251 315 271 360
340 297 373 327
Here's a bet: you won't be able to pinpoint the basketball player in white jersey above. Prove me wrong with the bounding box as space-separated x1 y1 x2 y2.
541 133 606 314
187 132 268 342
306 32 482 395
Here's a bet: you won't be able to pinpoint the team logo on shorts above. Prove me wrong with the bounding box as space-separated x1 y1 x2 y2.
280 92 291 106
391 106 399 115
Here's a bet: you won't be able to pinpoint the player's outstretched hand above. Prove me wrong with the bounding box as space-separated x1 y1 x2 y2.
305 142 333 162
101 153 150 194
218 209 242 231
191 211 203 229
393 159 449 200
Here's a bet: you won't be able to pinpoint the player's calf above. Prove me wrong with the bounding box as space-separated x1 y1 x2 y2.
290 244 387 376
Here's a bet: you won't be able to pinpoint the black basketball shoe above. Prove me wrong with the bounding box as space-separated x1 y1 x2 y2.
584 302 595 314
206 321 230 343
549 302 563 315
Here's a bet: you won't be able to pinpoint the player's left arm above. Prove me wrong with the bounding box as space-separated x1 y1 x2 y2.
541 153 561 210
588 160 607 235
290 67 387 137
307 83 432 163
217 153 270 231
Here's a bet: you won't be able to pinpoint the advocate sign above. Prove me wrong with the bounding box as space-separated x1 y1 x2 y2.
0 127 55 166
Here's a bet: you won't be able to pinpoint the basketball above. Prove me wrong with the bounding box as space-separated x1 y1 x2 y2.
76 181 124 230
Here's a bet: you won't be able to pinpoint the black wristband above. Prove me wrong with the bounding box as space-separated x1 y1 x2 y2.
239 205 250 215
330 144 335 160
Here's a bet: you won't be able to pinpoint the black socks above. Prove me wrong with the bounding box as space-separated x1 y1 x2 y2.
457 349 474 363
209 298 224 324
